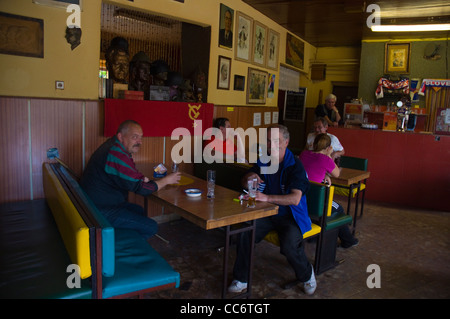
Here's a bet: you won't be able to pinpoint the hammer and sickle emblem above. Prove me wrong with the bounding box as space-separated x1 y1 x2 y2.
188 104 202 127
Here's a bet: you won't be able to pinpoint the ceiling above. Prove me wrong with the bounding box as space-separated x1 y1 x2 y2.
243 0 450 47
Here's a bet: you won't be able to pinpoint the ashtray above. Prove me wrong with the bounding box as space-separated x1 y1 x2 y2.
185 188 202 197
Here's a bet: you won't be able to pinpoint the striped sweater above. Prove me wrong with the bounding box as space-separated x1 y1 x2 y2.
80 137 157 209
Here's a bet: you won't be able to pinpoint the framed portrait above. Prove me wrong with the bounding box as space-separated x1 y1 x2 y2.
252 21 267 67
0 12 44 58
247 67 268 104
285 32 304 70
234 75 245 91
218 3 234 49
217 55 231 90
32 0 82 10
385 42 411 74
266 29 280 70
234 11 253 62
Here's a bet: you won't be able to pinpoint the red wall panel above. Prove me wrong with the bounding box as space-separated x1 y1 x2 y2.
328 127 450 212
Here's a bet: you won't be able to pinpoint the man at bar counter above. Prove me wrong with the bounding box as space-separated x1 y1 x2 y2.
80 120 180 240
228 124 317 295
315 94 341 127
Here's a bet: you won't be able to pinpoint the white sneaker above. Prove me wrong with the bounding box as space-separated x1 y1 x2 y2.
303 267 317 295
228 279 248 293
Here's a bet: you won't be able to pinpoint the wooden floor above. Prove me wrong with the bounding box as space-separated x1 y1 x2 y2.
146 198 450 299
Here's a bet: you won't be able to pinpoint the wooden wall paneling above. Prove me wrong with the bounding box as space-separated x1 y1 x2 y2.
213 105 281 161
0 97 31 203
130 136 165 218
214 105 240 127
84 100 108 170
30 99 83 199
165 136 194 175
132 136 165 164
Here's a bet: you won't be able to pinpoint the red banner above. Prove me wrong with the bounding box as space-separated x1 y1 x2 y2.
104 99 214 137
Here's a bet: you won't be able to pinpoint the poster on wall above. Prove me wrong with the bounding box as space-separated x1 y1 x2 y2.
247 67 268 104
285 33 304 70
253 112 261 126
217 55 231 90
252 21 267 67
266 29 280 70
272 111 279 123
234 11 252 62
0 12 44 58
384 42 410 74
219 3 234 49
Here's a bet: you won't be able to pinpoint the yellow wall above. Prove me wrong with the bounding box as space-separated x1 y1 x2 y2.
0 0 318 107
301 46 361 107
0 0 101 100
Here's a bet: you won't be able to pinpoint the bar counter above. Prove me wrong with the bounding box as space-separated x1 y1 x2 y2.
327 126 450 212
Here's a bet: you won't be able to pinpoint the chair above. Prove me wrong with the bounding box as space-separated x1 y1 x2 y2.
264 181 352 285
334 156 368 218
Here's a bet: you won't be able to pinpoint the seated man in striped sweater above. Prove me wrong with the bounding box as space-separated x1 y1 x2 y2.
80 120 180 239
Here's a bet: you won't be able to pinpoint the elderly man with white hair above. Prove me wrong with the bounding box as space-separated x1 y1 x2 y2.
315 94 341 127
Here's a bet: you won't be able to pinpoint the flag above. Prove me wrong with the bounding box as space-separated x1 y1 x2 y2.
104 99 214 137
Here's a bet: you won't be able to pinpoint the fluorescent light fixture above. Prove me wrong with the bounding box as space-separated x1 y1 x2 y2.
371 24 450 32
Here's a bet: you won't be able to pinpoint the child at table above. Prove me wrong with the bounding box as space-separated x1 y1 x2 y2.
299 133 358 248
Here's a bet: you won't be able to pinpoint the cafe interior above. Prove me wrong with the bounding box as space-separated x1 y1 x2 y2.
0 0 449 300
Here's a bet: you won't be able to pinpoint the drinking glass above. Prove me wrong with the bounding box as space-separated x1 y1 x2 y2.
207 170 216 199
172 161 179 173
247 178 257 208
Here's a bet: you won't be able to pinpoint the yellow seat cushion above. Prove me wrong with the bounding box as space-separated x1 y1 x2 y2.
334 183 366 197
264 223 321 246
303 223 321 238
43 164 92 279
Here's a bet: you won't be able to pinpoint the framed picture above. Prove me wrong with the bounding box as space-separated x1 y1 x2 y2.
234 75 245 91
252 21 267 67
217 55 231 90
218 3 234 49
32 0 82 10
234 11 253 62
0 12 44 58
247 67 268 104
384 42 411 74
285 32 304 70
266 29 280 70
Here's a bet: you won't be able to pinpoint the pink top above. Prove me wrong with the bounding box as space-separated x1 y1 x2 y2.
299 150 335 183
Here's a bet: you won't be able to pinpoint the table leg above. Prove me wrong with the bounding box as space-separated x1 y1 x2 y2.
222 225 231 299
222 220 256 299
352 182 361 235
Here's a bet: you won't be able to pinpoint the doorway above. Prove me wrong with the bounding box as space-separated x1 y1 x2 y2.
332 83 359 124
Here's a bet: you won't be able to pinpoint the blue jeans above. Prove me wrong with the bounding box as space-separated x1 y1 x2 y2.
101 202 158 240
233 213 312 283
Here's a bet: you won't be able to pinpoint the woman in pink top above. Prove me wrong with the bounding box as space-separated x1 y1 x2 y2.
300 133 358 248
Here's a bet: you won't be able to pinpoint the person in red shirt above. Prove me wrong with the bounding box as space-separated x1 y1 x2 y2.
204 118 246 163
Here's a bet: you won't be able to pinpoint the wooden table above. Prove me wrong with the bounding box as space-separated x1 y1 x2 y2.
331 168 370 234
143 172 278 298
